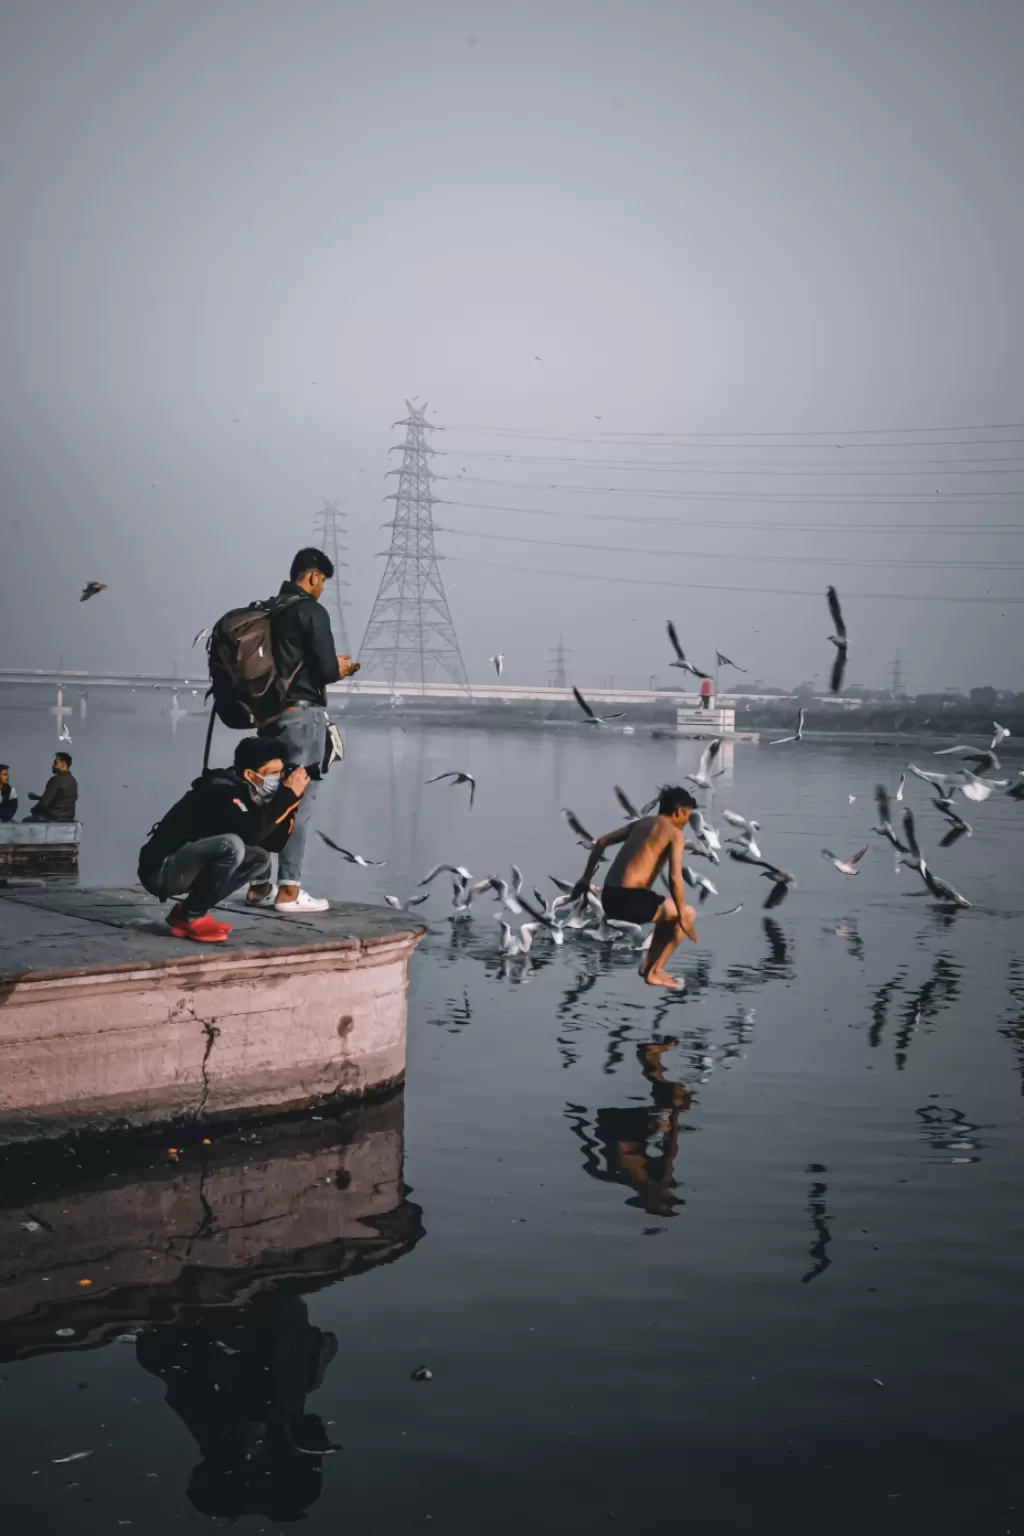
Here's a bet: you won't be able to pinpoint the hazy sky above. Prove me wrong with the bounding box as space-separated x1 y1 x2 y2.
1 0 1022 693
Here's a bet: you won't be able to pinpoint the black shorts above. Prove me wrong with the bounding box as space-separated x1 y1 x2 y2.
602 886 663 925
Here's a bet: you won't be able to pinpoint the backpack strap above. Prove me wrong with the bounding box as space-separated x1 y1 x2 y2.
202 705 216 771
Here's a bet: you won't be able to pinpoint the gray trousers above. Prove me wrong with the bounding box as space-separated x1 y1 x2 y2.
257 704 328 885
142 834 271 918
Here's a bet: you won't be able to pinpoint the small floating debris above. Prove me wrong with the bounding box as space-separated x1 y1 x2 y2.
21 1221 43 1233
55 1328 75 1338
115 1333 139 1344
76 1278 93 1288
53 1451 92 1464
410 1365 433 1382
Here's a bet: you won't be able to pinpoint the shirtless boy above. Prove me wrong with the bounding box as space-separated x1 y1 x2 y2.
571 785 698 989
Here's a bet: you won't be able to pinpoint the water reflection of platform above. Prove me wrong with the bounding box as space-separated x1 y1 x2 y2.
0 885 425 1144
0 1093 423 1362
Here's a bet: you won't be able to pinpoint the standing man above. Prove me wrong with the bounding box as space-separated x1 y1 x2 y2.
248 547 359 914
24 751 78 822
0 764 18 822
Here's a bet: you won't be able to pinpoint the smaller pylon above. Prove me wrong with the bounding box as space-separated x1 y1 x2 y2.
312 499 351 654
890 648 905 698
549 634 572 688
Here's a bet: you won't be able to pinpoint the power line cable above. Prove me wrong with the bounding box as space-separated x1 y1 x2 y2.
453 475 1024 505
449 449 1024 477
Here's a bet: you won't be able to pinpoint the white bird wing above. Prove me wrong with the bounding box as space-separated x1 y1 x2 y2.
721 810 749 829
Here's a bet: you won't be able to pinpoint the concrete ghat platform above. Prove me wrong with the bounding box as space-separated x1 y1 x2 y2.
0 886 426 1145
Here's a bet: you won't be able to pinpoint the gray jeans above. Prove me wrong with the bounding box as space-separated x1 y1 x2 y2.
257 704 328 885
143 834 271 918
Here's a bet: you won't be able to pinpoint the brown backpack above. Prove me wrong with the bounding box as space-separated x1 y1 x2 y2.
206 594 305 730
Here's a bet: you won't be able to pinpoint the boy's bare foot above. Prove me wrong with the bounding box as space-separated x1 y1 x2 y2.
645 970 682 989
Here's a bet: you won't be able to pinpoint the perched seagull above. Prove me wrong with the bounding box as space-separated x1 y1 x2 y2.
770 708 805 745
192 627 211 649
826 585 848 693
58 723 72 745
426 769 477 807
715 650 747 672
666 620 709 679
895 771 906 802
518 892 568 943
317 832 386 866
384 892 431 911
873 785 909 853
490 653 504 677
497 918 539 955
722 810 761 860
822 845 869 876
80 581 107 602
687 738 724 789
572 685 625 725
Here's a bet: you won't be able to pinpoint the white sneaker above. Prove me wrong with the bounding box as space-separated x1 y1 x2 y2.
275 890 330 914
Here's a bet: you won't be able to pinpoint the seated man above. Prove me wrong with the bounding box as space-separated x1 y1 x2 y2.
571 785 699 990
0 764 18 822
138 737 308 943
24 751 78 821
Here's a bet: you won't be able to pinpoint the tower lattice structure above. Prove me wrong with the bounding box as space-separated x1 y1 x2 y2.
549 634 572 688
357 402 469 689
312 498 351 654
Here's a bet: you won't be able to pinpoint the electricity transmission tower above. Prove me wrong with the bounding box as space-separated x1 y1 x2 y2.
357 402 469 689
549 634 572 688
312 498 351 654
890 649 905 697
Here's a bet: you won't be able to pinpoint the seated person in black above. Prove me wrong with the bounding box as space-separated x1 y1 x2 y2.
24 751 78 821
138 737 308 944
0 764 18 822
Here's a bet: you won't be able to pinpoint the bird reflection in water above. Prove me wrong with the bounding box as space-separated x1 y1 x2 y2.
801 1164 833 1284
915 1103 985 1162
997 957 1024 1095
567 1039 693 1218
136 1291 338 1520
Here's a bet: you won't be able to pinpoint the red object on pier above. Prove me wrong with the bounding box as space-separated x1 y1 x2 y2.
699 678 714 712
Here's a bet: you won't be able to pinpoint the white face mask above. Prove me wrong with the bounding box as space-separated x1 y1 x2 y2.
249 772 281 802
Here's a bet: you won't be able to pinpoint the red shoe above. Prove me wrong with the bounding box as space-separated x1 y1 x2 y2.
166 906 232 943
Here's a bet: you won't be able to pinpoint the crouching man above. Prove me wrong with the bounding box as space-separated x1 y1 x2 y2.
138 737 309 943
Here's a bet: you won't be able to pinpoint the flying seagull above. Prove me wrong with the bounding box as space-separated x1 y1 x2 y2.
562 807 603 851
922 866 972 908
666 620 709 679
688 808 721 856
991 721 1010 750
572 685 625 725
614 785 659 821
821 845 869 876
722 810 762 859
958 768 1008 803
907 764 958 796
770 708 806 745
385 892 431 911
826 585 848 693
317 832 386 866
686 738 725 789
420 862 473 887
682 865 718 904
715 650 747 672
482 875 523 915
873 784 909 853
497 918 539 955
192 627 211 649
727 849 794 908
490 653 504 676
935 798 972 848
80 581 107 602
58 723 72 745
895 770 906 802
426 769 477 807
933 743 1002 774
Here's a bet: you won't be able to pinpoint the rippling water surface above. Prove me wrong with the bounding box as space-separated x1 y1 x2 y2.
2 707 1023 1534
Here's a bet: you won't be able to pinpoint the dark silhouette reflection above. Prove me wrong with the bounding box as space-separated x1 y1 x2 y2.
915 1103 985 1161
801 1164 833 1284
722 917 794 991
137 1291 338 1519
997 957 1024 1095
1 1096 424 1519
567 1040 693 1217
868 970 906 1049
895 955 962 1069
827 918 864 963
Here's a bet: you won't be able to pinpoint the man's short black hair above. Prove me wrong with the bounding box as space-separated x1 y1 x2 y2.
290 546 334 582
0 763 8 772
658 784 697 815
55 752 72 769
233 737 281 775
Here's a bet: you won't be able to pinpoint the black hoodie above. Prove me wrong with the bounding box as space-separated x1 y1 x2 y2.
138 768 302 884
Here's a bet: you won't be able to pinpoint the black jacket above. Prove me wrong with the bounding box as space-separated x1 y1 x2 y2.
271 582 340 707
138 768 302 883
30 772 78 821
0 781 18 822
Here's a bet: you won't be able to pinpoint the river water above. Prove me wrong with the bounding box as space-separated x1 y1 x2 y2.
2 705 1023 1534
